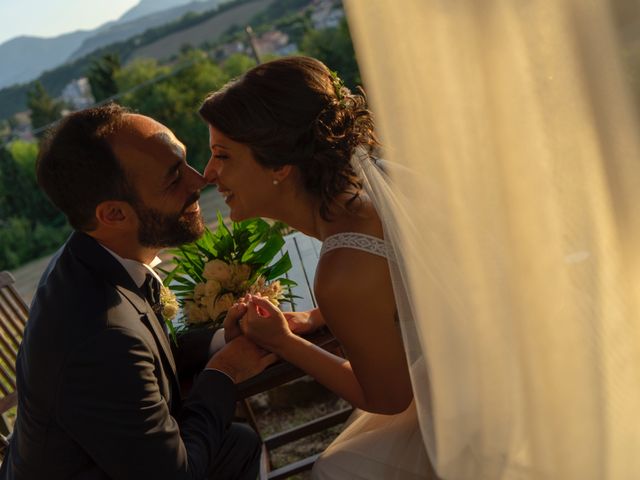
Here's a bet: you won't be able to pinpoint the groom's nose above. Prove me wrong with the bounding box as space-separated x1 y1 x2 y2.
186 164 207 190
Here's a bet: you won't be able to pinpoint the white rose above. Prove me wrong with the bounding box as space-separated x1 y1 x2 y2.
205 279 221 298
217 292 235 311
193 282 206 302
233 263 252 283
184 301 210 324
205 292 235 322
203 259 232 282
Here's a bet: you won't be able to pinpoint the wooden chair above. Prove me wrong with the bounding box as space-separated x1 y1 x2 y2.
0 271 29 457
231 232 354 479
237 328 353 480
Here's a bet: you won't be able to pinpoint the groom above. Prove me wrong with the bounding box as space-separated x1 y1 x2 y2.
0 104 273 479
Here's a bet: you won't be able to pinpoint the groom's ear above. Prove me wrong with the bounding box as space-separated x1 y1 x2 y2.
95 201 134 229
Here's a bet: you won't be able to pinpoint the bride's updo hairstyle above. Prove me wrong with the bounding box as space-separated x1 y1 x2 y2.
199 56 377 220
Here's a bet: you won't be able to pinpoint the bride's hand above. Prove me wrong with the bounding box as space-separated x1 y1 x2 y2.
283 310 319 335
240 295 294 352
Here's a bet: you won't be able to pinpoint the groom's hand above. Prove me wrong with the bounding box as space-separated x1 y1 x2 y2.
206 335 277 384
223 301 248 342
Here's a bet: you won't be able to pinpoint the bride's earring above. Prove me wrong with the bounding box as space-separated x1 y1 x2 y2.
272 179 279 185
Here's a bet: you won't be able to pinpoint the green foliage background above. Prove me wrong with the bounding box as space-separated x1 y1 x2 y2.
0 142 70 270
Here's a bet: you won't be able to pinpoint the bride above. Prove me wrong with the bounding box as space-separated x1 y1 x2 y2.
199 1 640 475
199 56 434 479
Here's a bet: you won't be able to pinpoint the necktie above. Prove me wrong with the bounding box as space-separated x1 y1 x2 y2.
142 273 168 336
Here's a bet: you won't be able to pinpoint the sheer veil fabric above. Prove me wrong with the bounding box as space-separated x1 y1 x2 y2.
345 1 640 478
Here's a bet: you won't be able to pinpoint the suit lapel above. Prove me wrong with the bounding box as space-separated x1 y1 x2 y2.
116 285 178 378
69 232 180 401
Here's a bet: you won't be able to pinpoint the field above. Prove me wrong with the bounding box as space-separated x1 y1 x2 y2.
129 0 276 63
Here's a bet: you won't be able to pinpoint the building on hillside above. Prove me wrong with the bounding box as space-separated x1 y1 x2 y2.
10 112 34 142
61 78 95 110
212 40 248 62
253 30 297 59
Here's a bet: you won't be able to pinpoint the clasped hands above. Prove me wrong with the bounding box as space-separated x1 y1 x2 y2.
207 295 319 383
224 294 317 353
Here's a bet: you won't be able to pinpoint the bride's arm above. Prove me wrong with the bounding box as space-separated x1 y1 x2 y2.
283 308 325 334
242 252 413 414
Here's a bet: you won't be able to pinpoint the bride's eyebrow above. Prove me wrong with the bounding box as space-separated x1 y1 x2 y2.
211 143 228 150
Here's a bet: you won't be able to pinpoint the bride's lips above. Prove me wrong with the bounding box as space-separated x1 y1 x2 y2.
218 188 234 203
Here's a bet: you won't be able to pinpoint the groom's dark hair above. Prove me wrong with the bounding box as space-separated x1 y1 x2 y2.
37 103 136 231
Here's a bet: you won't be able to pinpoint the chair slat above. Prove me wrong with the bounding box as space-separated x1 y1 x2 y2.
0 299 27 348
0 272 28 416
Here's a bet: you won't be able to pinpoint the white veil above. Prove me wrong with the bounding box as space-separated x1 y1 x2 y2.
346 1 640 478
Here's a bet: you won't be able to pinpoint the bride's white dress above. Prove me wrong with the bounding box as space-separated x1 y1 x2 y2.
311 233 436 480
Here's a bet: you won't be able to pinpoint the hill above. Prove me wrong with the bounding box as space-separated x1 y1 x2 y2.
0 0 227 90
0 30 92 89
68 0 229 61
0 0 310 121
118 0 209 23
130 0 274 62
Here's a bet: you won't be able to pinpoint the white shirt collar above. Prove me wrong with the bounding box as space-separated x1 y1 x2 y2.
100 244 163 288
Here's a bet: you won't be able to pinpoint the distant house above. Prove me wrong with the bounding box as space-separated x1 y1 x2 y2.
10 112 34 142
254 30 297 58
310 0 344 30
213 40 248 62
61 78 95 110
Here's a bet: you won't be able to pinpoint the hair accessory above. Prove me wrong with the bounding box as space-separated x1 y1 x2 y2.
272 179 279 185
330 70 346 105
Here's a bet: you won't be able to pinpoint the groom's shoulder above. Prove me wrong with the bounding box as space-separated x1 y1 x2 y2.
34 234 104 301
28 233 127 335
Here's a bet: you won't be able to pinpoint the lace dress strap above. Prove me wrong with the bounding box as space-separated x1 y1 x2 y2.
320 232 390 259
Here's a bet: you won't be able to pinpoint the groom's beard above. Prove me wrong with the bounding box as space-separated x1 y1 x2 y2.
134 195 205 248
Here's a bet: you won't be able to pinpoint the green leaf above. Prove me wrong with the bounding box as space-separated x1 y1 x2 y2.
242 236 285 264
261 252 293 280
275 277 298 287
166 320 179 346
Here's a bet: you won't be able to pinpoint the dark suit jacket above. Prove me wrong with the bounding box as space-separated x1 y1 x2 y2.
0 232 234 479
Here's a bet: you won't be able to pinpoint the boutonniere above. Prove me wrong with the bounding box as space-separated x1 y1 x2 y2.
159 285 179 322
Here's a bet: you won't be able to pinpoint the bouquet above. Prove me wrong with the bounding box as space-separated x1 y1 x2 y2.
161 212 295 341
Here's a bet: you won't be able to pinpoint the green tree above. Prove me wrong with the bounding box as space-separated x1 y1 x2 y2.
221 54 257 79
26 82 63 132
301 18 361 88
118 51 229 171
115 58 171 93
87 53 121 102
1 141 61 223
0 144 70 270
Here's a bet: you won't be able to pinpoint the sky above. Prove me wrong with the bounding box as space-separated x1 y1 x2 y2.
0 0 139 45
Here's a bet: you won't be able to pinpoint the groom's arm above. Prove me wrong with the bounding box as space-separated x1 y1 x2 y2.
172 327 215 378
57 327 236 480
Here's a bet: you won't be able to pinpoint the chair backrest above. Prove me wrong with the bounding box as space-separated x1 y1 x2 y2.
0 271 28 414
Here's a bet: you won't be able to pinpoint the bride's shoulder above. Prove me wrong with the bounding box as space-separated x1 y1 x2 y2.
315 237 391 303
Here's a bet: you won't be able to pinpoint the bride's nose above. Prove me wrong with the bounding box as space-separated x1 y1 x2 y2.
203 157 219 184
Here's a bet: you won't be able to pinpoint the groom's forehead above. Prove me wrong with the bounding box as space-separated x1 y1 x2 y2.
109 114 185 176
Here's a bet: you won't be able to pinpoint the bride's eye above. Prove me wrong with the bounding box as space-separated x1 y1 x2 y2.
213 154 229 161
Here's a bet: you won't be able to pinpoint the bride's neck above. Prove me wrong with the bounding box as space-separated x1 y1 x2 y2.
274 191 369 241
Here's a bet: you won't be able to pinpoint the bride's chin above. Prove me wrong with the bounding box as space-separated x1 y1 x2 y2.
228 209 243 222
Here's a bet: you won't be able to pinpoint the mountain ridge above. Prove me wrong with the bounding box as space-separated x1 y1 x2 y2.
0 0 225 89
